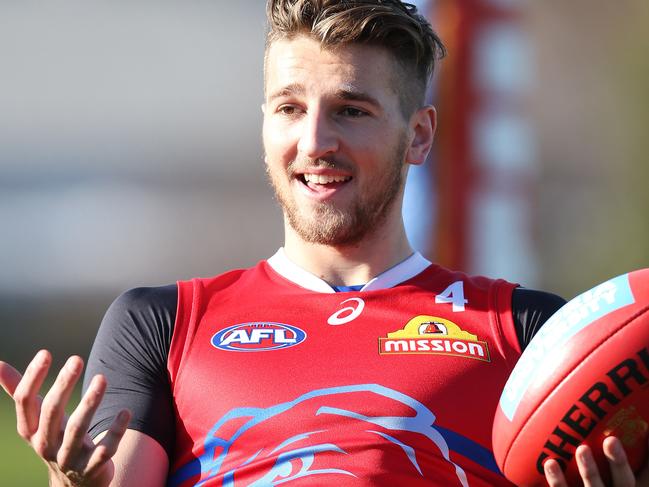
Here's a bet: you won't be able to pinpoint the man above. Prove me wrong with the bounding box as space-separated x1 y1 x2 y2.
0 1 645 485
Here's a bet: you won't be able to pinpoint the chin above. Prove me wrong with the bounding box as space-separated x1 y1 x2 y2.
292 217 367 247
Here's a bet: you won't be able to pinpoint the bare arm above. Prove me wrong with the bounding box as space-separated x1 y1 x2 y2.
94 429 168 487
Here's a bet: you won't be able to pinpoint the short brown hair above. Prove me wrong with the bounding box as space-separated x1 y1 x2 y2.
265 0 446 116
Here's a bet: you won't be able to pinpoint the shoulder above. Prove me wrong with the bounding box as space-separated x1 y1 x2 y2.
512 287 566 349
422 263 516 288
512 287 566 315
100 284 178 347
111 284 178 310
177 262 270 297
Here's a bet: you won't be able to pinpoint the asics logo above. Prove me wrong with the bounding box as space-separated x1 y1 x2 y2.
327 298 365 326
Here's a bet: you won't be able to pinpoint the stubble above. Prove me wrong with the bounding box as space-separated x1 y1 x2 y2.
265 135 408 246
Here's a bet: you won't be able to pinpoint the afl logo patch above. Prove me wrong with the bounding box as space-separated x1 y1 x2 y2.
211 322 307 352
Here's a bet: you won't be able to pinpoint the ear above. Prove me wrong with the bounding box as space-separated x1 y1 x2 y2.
405 105 436 166
261 103 266 114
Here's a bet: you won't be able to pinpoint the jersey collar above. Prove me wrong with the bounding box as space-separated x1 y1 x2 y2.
266 248 432 293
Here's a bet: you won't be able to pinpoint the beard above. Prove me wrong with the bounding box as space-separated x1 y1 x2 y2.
266 135 408 246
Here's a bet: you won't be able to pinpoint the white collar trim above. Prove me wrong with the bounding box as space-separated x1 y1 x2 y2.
266 248 431 293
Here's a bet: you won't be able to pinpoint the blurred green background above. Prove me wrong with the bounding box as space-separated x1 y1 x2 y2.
0 382 79 483
1 1 648 484
0 394 46 482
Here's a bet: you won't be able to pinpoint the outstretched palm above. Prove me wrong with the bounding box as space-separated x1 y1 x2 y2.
0 351 129 487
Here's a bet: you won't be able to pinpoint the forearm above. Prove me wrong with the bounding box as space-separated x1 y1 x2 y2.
96 429 168 487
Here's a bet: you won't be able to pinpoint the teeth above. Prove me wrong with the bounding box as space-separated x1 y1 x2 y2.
303 173 351 184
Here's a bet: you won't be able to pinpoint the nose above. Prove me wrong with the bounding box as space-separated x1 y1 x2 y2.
297 110 339 160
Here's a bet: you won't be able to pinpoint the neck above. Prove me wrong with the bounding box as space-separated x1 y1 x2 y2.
283 218 414 287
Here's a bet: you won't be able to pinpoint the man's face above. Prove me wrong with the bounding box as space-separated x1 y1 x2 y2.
262 36 414 246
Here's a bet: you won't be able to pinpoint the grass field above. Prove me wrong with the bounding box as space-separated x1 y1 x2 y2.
0 385 81 485
0 393 47 484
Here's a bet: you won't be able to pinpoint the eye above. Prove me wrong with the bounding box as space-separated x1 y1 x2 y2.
340 106 368 118
277 105 302 117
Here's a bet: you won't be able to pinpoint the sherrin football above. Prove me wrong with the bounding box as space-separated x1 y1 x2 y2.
493 269 649 486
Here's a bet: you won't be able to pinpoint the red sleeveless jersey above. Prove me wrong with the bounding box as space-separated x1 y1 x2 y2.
167 250 520 486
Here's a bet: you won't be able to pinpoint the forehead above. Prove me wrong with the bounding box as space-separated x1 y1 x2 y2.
264 36 399 102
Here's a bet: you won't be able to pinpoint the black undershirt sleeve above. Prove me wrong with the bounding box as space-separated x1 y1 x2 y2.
82 282 566 461
83 284 177 461
511 287 567 349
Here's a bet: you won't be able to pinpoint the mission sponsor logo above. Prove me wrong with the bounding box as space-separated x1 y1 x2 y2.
379 316 490 361
212 322 306 352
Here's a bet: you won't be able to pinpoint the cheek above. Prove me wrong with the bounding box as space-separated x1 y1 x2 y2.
264 158 286 184
346 124 400 156
263 122 297 162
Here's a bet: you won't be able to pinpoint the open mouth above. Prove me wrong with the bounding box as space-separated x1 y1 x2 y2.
299 173 353 191
303 173 351 184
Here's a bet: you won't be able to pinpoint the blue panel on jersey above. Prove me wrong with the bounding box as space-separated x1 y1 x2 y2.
332 284 364 292
436 425 500 474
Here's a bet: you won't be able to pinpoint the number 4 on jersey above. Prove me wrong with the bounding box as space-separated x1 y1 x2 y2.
435 281 468 312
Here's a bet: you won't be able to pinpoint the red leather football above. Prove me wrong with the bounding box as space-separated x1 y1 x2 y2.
493 269 649 486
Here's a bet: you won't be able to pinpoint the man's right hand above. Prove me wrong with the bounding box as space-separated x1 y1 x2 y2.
0 350 130 487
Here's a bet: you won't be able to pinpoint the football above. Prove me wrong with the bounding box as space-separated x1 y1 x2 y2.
493 269 649 486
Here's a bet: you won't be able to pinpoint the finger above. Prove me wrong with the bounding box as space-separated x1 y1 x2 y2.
602 436 635 487
0 360 23 396
85 409 130 477
36 356 84 458
57 374 107 471
12 350 51 439
575 444 605 487
544 458 568 487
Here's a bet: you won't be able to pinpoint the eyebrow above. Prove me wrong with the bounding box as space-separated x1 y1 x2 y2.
267 83 305 103
334 88 381 110
267 84 382 110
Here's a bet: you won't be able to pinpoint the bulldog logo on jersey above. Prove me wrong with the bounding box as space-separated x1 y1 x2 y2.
379 316 490 362
212 322 306 352
167 384 501 487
